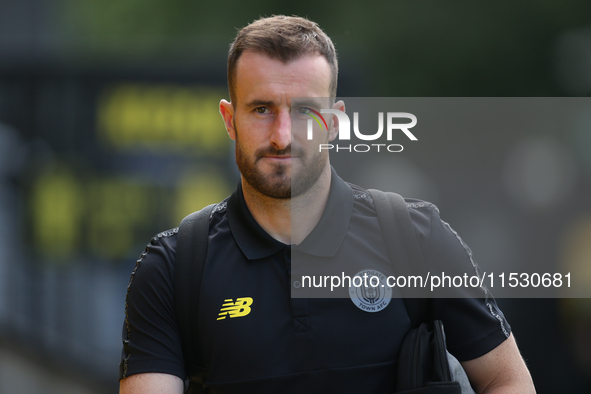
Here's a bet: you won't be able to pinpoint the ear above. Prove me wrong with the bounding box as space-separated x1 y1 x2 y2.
328 100 345 141
219 99 236 141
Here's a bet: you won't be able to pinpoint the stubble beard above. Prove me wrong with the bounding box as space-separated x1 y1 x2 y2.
234 125 327 200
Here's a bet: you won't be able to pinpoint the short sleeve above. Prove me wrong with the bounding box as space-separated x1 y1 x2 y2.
409 201 511 361
119 231 187 381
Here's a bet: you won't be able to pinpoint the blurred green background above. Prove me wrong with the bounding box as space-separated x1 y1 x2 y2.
1 0 590 393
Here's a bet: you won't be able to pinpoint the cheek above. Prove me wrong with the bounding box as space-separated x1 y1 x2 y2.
294 132 329 156
235 130 262 159
235 116 267 141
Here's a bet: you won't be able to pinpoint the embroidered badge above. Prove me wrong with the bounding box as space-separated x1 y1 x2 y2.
349 269 392 313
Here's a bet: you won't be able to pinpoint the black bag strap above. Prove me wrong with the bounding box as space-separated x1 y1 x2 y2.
368 190 461 392
174 204 216 393
367 189 429 327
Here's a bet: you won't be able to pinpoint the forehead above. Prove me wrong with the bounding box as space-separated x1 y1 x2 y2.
234 51 332 104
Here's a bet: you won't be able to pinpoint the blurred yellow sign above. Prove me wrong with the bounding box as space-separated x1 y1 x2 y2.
97 84 229 153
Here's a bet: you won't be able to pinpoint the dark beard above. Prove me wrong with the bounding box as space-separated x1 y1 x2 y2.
234 127 326 199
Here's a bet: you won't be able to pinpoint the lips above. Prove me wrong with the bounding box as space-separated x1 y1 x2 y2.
256 146 304 163
260 155 292 164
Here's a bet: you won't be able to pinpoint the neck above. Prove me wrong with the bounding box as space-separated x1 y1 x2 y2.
241 165 332 245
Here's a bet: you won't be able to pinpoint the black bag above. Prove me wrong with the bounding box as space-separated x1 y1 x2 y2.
395 320 461 393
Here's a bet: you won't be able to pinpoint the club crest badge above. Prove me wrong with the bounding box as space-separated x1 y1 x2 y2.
349 269 392 313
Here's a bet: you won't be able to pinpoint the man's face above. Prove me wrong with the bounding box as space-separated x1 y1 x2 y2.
220 51 338 199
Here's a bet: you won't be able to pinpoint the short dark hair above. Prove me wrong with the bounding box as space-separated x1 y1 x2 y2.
227 15 338 103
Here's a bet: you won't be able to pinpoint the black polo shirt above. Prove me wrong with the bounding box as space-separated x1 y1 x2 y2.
120 167 511 393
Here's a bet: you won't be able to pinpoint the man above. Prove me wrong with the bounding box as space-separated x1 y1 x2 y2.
119 15 535 393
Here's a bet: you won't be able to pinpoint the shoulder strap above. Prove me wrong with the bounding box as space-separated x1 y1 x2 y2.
367 189 429 327
174 204 216 391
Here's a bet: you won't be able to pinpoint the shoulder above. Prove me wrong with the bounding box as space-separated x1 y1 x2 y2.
346 184 472 269
346 182 440 228
125 228 180 305
135 228 179 270
131 200 229 277
135 200 228 266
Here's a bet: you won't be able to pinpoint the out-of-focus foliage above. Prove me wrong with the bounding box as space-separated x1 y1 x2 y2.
61 0 591 95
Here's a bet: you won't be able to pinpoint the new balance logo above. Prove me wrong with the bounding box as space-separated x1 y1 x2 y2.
217 297 253 320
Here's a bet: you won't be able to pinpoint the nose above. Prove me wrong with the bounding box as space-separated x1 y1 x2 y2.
269 109 291 150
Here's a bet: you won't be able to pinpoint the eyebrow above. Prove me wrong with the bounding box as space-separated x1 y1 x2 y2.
244 98 327 109
293 98 327 108
245 99 275 108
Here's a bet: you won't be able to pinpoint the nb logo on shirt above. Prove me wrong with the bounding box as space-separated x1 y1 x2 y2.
217 297 253 320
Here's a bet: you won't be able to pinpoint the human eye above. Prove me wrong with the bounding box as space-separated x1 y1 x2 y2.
254 106 269 114
293 107 314 119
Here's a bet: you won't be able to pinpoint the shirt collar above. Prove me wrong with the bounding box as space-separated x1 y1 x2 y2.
227 181 286 260
294 167 353 256
227 167 353 260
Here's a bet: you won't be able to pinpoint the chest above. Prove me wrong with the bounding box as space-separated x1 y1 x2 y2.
198 237 411 383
